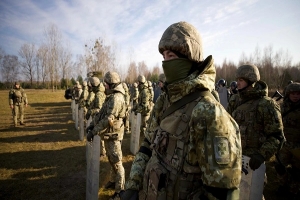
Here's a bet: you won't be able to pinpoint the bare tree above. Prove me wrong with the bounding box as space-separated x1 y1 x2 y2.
43 23 62 91
19 43 36 86
126 61 138 83
137 61 149 76
36 44 49 86
0 55 20 87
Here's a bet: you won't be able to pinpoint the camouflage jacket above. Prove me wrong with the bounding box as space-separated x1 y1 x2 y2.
88 83 106 117
227 80 285 160
78 87 89 108
280 98 300 143
126 56 242 194
135 84 151 116
86 90 95 109
90 83 126 140
9 87 28 105
130 86 139 109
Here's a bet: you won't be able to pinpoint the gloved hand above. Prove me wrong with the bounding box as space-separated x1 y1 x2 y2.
85 112 91 120
249 153 265 170
86 130 94 142
120 189 139 200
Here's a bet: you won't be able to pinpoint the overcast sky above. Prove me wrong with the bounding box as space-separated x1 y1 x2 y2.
1 0 299 70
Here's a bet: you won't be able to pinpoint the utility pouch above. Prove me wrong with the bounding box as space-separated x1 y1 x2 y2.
143 156 168 200
103 132 119 140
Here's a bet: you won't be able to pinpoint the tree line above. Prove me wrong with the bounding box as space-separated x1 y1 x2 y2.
0 23 299 90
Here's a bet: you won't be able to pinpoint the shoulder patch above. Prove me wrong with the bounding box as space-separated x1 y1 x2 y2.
214 136 230 164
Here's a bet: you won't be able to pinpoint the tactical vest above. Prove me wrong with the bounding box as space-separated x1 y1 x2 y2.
232 98 263 149
12 89 23 104
143 92 208 200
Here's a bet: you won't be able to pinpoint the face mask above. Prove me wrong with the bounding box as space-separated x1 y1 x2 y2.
162 58 193 84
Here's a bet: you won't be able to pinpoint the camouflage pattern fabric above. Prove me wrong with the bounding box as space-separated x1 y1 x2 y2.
78 85 89 109
126 56 242 198
158 21 203 62
130 84 139 111
89 82 126 193
227 80 284 160
276 90 300 195
9 86 28 125
134 82 151 136
122 83 130 133
88 83 106 118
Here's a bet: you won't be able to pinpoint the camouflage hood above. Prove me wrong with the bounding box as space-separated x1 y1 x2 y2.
238 80 268 100
112 83 125 95
166 55 215 103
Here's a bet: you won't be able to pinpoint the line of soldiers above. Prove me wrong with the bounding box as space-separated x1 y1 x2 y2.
67 71 165 199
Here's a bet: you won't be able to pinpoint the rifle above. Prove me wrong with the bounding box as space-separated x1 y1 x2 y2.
271 90 284 101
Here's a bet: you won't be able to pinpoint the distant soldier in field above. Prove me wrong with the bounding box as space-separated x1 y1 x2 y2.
147 80 154 112
130 83 139 111
78 81 89 131
276 82 300 198
9 82 28 127
87 77 106 157
122 82 130 134
132 75 151 136
87 71 127 199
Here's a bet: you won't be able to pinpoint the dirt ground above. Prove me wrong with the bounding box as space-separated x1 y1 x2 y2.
0 89 288 200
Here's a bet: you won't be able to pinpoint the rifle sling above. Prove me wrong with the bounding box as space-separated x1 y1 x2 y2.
282 103 300 117
162 90 212 120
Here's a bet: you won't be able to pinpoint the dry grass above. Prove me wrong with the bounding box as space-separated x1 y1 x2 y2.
0 89 284 200
0 89 135 200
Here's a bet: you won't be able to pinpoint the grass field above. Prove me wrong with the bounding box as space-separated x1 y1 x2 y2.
0 89 285 200
0 89 135 200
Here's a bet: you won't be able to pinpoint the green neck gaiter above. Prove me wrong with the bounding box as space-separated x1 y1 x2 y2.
162 58 193 84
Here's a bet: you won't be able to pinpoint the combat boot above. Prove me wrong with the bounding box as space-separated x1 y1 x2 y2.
20 122 26 125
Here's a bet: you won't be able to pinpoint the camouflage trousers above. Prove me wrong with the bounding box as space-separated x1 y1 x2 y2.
105 139 125 193
140 115 149 136
277 142 300 194
12 104 24 125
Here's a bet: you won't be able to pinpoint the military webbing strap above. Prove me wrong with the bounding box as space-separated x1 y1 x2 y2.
161 90 213 120
282 103 300 117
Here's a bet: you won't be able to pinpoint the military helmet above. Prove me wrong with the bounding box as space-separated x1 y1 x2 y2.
133 82 138 87
288 80 293 84
147 81 152 88
217 79 226 87
230 81 237 88
15 82 20 85
104 71 120 84
236 64 260 82
285 82 300 95
89 77 100 87
138 75 146 83
82 81 87 87
158 21 203 62
158 73 166 82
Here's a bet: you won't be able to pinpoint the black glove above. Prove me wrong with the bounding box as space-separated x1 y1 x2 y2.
249 153 265 170
120 189 139 200
85 112 91 120
87 130 94 142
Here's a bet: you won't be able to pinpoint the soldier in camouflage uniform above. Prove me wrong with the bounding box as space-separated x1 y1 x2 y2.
87 71 126 200
275 82 300 198
132 75 151 136
87 77 107 157
130 83 139 111
78 81 89 131
227 64 285 195
122 21 242 200
9 82 28 127
122 82 130 134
